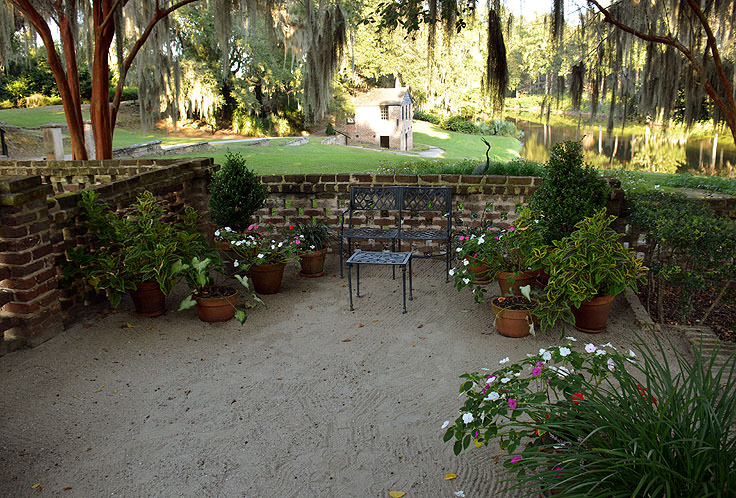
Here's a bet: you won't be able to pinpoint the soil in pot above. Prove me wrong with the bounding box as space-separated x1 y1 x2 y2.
248 262 287 294
572 295 615 333
491 296 537 338
195 286 238 322
129 281 166 317
299 248 327 277
497 270 539 296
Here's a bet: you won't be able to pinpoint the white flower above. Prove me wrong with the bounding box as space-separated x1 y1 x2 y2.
500 377 510 384
629 349 636 358
449 268 455 276
477 236 485 244
310 245 315 250
462 278 470 285
539 348 546 355
214 229 221 237
559 347 571 357
233 260 240 267
462 413 474 424
484 391 500 401
278 242 283 248
601 342 613 348
566 336 577 342
441 420 450 429
271 245 276 250
224 226 232 232
463 259 470 266
607 358 615 372
550 365 570 377
542 351 552 361
456 247 462 253
585 343 597 353
514 372 521 377
596 349 606 356
257 253 264 259
499 357 509 364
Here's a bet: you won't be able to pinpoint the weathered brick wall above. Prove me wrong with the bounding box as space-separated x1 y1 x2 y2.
0 158 215 354
253 173 625 254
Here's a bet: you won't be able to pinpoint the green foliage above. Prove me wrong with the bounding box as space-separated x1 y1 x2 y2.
529 141 611 243
216 224 301 269
325 123 336 135
413 109 441 124
439 115 521 138
108 86 138 102
294 220 333 251
626 190 736 319
532 210 646 332
24 93 62 107
209 151 268 231
67 190 208 308
4 76 30 106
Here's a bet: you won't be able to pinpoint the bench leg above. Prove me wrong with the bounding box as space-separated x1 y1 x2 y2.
392 239 396 280
445 239 450 283
356 263 360 297
409 257 413 301
339 236 344 278
402 264 407 314
347 263 354 311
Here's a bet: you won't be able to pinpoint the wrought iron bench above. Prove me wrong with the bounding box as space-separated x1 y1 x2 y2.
339 185 452 282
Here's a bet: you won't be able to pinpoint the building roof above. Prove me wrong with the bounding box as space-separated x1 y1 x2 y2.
353 87 411 107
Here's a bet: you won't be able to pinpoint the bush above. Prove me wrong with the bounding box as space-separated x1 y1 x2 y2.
0 100 13 109
413 109 441 124
325 123 336 135
209 151 268 231
485 158 544 176
25 93 62 107
442 115 479 134
529 141 610 243
108 86 138 102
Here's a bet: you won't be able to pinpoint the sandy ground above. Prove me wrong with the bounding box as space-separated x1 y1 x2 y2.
0 258 690 498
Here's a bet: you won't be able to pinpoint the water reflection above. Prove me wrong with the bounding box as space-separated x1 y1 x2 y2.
512 118 736 177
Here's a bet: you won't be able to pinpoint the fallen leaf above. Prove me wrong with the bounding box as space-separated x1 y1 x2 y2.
372 320 379 323
121 322 134 329
389 492 406 498
276 377 282 380
98 385 104 390
342 338 351 342
201 358 205 361
417 324 424 328
113 389 118 394
341 284 346 288
146 326 153 331
444 473 457 480
76 338 83 341
63 487 73 491
410 344 415 347
83 324 91 329
474 439 482 448
493 455 499 463
359 323 365 328
308 306 313 310
31 483 41 489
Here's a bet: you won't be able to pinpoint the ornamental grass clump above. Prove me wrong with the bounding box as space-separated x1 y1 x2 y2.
444 334 736 497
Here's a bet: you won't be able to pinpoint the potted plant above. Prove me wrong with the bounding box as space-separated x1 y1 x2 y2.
174 255 264 323
491 284 537 338
533 209 647 333
68 190 208 316
209 151 268 232
217 223 300 294
452 207 545 301
294 220 333 277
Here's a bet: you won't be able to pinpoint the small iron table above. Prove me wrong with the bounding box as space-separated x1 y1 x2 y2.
346 251 413 313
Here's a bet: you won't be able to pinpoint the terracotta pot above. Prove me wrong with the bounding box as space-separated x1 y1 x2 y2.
572 295 615 333
467 262 493 284
496 270 539 296
195 287 238 322
299 248 327 277
491 298 537 338
248 262 287 294
129 280 166 317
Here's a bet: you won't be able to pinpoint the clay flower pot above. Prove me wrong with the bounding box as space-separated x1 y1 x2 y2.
299 248 327 277
491 296 537 338
248 262 287 294
496 270 539 296
571 295 615 333
129 280 166 317
467 261 493 284
195 286 238 322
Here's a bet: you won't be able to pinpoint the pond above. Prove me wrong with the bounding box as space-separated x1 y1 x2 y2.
511 118 736 177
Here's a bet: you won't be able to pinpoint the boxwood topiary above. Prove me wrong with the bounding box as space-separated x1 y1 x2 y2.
209 151 268 231
529 140 610 243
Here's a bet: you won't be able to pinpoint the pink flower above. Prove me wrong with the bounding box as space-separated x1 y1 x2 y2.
247 224 254 231
473 253 478 258
531 366 542 377
458 236 464 241
509 225 515 232
295 240 301 245
511 456 522 463
508 398 517 410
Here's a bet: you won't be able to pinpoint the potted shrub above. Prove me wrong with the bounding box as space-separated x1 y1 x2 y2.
533 209 647 333
217 224 300 294
68 190 208 316
294 220 333 277
528 140 611 244
491 285 537 338
209 151 268 232
174 255 263 323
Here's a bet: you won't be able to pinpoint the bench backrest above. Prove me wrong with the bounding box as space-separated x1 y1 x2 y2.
401 186 452 216
349 186 401 211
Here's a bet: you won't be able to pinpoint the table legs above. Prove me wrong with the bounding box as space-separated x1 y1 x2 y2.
356 263 360 297
402 264 407 314
408 257 413 301
347 263 354 311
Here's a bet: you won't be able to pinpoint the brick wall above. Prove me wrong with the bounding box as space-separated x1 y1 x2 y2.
253 173 625 254
0 158 215 354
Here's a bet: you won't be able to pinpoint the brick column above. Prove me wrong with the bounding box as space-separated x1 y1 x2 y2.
0 176 62 352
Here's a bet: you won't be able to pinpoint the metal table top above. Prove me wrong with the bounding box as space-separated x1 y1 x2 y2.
346 250 412 266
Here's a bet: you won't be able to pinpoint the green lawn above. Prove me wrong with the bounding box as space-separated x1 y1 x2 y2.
0 107 75 128
412 120 521 161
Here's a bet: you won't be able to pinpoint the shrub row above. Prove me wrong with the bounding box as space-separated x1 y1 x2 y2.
413 110 522 138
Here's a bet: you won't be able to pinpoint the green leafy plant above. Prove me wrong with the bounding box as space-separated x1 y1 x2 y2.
209 151 268 231
174 255 264 324
68 190 207 308
216 223 301 270
445 334 736 497
529 140 611 243
531 209 646 332
293 220 333 252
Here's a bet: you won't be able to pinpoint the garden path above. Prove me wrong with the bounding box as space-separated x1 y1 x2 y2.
0 258 689 497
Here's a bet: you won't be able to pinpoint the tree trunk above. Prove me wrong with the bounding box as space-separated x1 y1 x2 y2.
90 0 116 160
